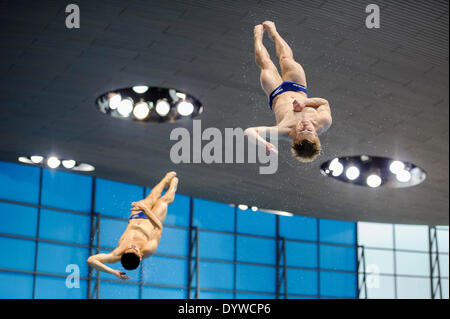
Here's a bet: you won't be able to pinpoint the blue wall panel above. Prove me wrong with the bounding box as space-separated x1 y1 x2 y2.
0 237 36 271
237 209 276 237
279 215 317 241
39 209 90 245
143 286 187 299
193 198 234 232
237 236 276 265
320 245 356 271
236 265 276 293
198 231 234 261
35 276 87 299
319 219 356 245
0 271 34 299
320 271 357 298
285 241 317 268
41 169 92 213
0 202 38 237
199 261 234 290
0 161 40 204
36 243 89 276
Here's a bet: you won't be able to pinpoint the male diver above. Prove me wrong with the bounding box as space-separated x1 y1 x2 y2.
245 21 332 162
87 172 178 280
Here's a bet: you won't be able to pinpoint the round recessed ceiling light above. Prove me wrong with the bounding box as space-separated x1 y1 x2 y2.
321 156 425 188
30 155 44 164
47 156 61 169
96 86 202 123
62 159 76 169
238 204 248 210
132 85 149 94
133 101 150 120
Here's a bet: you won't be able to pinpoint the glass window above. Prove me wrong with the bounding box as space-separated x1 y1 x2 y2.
164 193 190 227
358 222 393 248
279 215 317 241
0 161 40 204
199 261 234 290
363 248 394 274
198 231 234 261
0 237 35 271
100 281 139 299
396 251 429 276
441 279 449 299
39 209 90 245
438 253 449 277
142 256 187 287
0 202 38 237
236 264 276 293
237 209 276 237
193 198 234 232
320 245 356 271
437 229 449 253
319 219 356 245
286 268 318 296
157 227 189 257
95 178 143 218
359 274 395 299
0 271 33 299
396 276 431 299
320 271 357 298
35 276 87 299
36 242 89 277
142 286 187 299
41 169 92 213
285 241 317 268
237 236 276 265
395 224 428 251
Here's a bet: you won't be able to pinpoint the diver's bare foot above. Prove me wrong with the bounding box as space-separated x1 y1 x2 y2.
164 171 177 183
262 21 277 39
254 24 264 40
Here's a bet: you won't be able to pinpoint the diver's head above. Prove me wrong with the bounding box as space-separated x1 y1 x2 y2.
291 120 321 162
120 245 142 270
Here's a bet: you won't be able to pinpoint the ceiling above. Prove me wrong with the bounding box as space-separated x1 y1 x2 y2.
0 0 448 225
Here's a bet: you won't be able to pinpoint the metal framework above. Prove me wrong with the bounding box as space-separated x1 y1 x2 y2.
187 197 200 299
428 226 443 299
357 245 368 299
276 236 288 299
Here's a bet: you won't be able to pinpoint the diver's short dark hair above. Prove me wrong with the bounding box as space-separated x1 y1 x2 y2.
121 253 140 270
291 137 321 162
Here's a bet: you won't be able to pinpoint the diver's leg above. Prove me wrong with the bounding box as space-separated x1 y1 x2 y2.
263 21 307 86
143 172 176 207
151 177 178 222
254 24 283 96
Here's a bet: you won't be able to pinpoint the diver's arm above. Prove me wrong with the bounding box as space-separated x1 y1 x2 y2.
131 202 163 230
293 98 330 111
244 126 289 154
87 251 130 280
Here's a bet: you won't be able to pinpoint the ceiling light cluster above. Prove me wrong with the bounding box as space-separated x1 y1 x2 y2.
320 155 426 188
18 155 95 172
96 86 203 123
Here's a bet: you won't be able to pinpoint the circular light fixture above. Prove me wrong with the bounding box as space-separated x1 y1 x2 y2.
177 101 194 116
329 158 344 177
238 204 248 210
367 174 382 188
108 93 121 110
132 85 149 94
73 163 95 172
320 156 426 188
18 156 32 164
117 98 133 117
345 166 360 180
251 206 258 211
389 161 405 174
47 157 61 169
133 101 150 120
155 100 171 117
96 86 203 123
62 159 76 169
396 169 411 183
30 155 44 164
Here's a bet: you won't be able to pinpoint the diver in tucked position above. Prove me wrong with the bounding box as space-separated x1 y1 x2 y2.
245 21 332 162
87 172 178 280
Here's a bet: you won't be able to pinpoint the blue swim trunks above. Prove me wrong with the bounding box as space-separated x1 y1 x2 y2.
269 81 307 110
129 211 148 220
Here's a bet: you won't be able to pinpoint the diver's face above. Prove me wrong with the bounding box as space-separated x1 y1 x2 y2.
296 120 317 141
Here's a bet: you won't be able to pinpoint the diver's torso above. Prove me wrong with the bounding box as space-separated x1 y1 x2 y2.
118 217 162 256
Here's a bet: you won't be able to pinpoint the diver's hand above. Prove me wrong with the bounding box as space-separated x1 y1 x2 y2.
293 99 305 112
131 200 148 212
266 142 278 155
114 270 130 281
